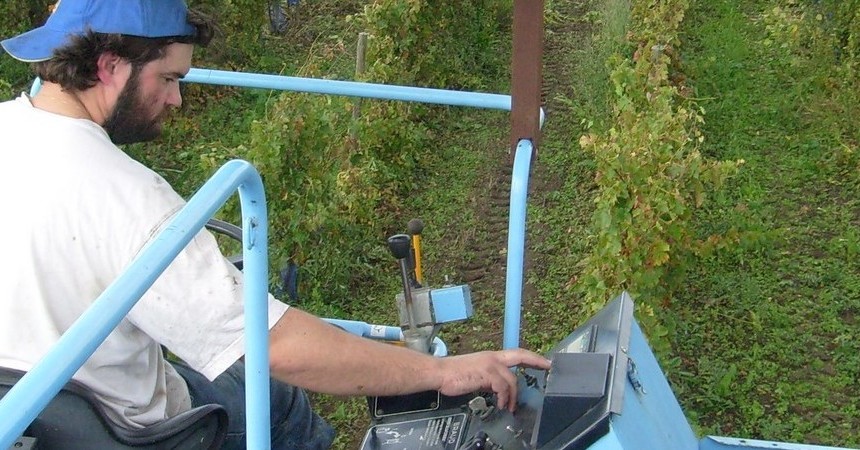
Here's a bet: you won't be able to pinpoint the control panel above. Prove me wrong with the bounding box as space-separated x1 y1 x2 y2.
360 293 634 450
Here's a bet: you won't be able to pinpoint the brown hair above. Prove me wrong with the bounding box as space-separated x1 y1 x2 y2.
32 8 217 91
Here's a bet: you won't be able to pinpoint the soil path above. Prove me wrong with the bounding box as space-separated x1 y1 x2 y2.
449 0 593 355
337 1 595 447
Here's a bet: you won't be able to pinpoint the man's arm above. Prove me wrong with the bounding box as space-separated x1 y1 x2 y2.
268 308 551 411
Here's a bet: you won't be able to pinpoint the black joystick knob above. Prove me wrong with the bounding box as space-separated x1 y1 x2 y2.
387 234 412 260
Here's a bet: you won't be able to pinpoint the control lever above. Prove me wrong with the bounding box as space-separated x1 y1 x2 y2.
468 396 496 421
387 234 428 352
407 219 425 286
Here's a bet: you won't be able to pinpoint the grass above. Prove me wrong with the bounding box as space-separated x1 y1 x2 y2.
3 0 858 448
164 0 860 445
662 0 860 446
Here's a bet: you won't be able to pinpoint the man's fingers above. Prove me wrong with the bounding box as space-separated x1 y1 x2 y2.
498 348 552 370
490 363 518 411
489 349 550 411
436 348 550 409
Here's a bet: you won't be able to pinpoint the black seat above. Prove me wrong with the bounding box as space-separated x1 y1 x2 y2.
0 367 227 450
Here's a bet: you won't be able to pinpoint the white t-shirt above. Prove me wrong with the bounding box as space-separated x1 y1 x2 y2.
0 94 289 428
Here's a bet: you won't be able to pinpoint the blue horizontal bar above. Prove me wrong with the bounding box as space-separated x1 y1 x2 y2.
700 436 851 450
323 319 448 357
324 319 402 341
184 68 512 111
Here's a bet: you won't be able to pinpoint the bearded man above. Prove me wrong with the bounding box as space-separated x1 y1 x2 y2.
0 1 550 449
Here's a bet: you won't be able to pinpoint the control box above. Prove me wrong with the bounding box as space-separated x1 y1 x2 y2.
360 293 634 450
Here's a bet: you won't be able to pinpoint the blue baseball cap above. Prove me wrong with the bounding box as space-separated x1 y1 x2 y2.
1 0 196 63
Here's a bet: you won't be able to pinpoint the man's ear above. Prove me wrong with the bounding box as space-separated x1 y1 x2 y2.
95 52 126 84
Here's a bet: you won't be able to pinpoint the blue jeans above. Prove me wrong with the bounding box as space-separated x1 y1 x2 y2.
172 361 335 450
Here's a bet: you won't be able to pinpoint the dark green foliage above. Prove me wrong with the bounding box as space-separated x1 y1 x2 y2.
577 0 741 353
180 0 513 306
360 0 512 90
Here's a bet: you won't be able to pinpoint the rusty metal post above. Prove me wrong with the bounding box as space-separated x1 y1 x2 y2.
510 0 544 157
349 32 369 145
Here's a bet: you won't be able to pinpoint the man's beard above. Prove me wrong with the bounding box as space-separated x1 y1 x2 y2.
103 70 167 145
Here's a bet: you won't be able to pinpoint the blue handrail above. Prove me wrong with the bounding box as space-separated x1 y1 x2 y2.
182 69 540 351
0 160 274 450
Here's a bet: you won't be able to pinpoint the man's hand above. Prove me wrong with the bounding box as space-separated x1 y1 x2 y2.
270 308 551 407
435 349 551 412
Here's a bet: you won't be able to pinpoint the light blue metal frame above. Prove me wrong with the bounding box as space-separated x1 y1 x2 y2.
6 68 851 450
0 160 274 449
182 70 539 354
3 70 538 450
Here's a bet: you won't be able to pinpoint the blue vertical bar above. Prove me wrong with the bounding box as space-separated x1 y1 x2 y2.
237 174 272 450
503 139 533 350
